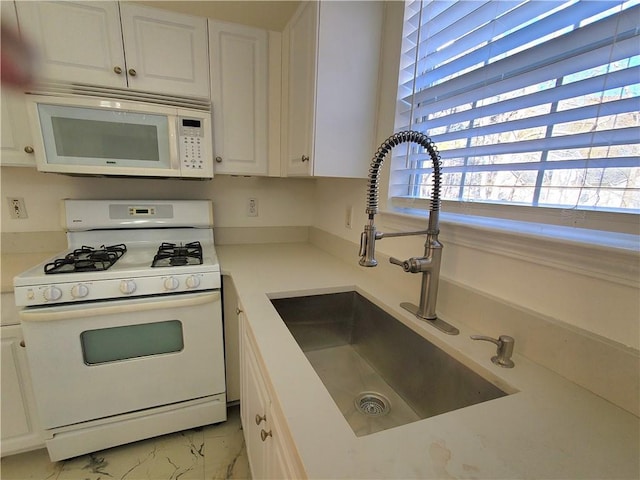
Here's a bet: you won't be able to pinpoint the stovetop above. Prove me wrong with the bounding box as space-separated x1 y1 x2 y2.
13 237 220 307
45 244 128 274
13 199 221 307
152 241 204 268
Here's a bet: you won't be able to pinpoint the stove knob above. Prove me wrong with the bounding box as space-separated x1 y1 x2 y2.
164 277 179 291
185 275 200 289
43 286 62 301
120 279 137 295
71 283 89 299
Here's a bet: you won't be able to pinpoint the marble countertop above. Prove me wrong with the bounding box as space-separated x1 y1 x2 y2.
217 242 639 480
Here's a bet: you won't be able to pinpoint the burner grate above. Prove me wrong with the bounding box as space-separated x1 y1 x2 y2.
44 244 127 274
151 241 203 268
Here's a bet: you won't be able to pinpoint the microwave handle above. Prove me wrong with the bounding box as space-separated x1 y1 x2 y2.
19 291 219 322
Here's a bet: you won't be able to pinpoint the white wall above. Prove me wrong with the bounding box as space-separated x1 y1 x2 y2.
0 167 315 233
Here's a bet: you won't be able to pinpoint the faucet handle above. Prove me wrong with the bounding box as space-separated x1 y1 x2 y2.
471 334 515 368
389 257 410 272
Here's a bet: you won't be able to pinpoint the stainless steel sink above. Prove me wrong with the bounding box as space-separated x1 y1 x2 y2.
271 291 511 437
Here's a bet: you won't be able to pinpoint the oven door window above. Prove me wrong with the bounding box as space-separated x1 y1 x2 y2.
80 320 184 365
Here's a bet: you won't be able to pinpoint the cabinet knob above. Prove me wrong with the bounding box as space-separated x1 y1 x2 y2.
301 155 309 162
215 156 223 163
255 413 266 425
236 307 243 315
113 66 123 74
260 429 272 441
128 68 137 77
19 340 26 348
24 146 34 154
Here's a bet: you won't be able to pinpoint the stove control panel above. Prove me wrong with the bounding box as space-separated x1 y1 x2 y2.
14 272 220 307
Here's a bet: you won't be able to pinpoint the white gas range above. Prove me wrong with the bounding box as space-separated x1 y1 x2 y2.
13 200 226 461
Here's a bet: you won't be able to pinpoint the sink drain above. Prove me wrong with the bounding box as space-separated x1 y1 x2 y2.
355 392 390 417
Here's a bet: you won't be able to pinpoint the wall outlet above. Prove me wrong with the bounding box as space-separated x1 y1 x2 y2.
7 197 28 219
345 205 353 229
247 197 259 217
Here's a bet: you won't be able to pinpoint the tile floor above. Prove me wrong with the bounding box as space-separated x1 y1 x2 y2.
0 405 251 480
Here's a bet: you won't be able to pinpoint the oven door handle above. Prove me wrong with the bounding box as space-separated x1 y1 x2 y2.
19 291 220 322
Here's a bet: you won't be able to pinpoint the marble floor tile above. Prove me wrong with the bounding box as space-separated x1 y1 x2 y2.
0 405 252 480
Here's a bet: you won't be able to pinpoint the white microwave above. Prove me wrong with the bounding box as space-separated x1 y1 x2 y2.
26 95 214 179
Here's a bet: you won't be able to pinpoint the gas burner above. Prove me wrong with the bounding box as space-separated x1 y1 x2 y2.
44 244 127 274
151 241 203 268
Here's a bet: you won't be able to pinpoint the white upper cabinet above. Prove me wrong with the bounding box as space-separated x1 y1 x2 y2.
1 1 36 167
209 20 269 175
1 90 36 167
284 1 317 176
15 1 210 99
119 4 209 98
15 2 126 89
283 1 384 178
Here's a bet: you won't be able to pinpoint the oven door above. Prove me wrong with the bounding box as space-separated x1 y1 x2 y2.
20 291 225 430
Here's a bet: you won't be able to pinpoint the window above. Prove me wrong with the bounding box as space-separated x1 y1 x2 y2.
392 0 639 221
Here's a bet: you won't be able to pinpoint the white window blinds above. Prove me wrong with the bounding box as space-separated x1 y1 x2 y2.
393 0 639 213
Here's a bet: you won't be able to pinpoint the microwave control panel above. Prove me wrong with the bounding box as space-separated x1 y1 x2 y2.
178 117 206 173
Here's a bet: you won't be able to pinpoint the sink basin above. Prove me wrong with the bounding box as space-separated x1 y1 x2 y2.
270 291 511 437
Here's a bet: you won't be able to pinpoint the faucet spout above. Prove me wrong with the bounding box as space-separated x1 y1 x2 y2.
359 131 458 335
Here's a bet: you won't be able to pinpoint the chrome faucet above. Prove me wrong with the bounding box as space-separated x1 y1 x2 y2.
359 131 458 335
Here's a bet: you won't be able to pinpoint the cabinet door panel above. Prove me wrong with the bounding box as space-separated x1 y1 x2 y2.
1 325 44 456
313 2 382 178
210 21 268 175
285 1 317 176
1 91 36 167
241 318 269 478
1 2 36 167
15 1 126 88
268 402 306 479
1 334 30 438
120 4 209 98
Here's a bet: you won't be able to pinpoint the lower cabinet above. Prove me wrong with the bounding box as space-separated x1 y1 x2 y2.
239 307 305 479
0 324 43 456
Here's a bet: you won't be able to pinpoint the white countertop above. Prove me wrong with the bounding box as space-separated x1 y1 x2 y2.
217 242 639 479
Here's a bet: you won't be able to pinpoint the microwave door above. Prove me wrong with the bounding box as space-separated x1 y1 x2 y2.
35 104 177 177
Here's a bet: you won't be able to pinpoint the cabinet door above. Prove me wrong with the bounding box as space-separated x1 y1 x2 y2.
285 1 318 176
15 1 126 88
313 1 383 178
210 21 268 175
119 4 209 98
1 90 36 167
1 2 36 167
267 402 306 479
241 316 270 478
1 325 43 456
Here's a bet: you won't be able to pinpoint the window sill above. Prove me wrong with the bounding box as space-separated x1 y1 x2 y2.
379 208 639 287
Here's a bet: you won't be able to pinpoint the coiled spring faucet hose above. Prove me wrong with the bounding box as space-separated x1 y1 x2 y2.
366 130 442 218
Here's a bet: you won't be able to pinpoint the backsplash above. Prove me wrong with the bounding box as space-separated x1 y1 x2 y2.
0 167 315 234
